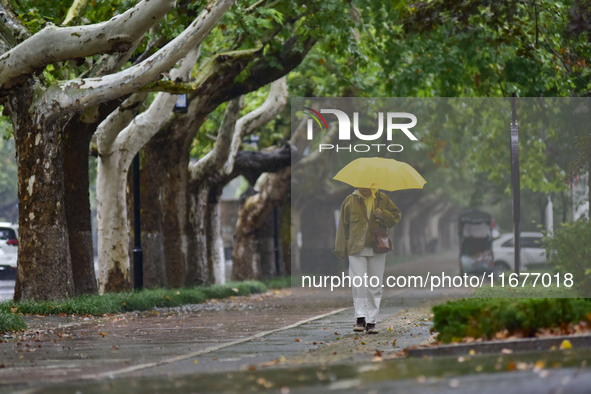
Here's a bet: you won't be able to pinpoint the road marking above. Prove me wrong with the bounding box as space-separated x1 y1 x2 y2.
79 306 351 380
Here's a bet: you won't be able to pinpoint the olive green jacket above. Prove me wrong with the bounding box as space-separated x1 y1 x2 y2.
333 191 401 259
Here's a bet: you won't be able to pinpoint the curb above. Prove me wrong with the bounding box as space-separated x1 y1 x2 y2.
405 334 591 357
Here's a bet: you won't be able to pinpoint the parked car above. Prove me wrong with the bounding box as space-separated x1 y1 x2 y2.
0 222 18 279
492 232 547 275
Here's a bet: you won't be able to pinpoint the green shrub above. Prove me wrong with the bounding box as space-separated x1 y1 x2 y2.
545 218 591 295
433 298 591 343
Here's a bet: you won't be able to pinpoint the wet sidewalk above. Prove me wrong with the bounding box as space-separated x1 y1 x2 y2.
0 289 435 392
2 287 591 394
123 298 434 378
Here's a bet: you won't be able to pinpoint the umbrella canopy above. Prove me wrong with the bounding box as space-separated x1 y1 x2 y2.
333 157 427 191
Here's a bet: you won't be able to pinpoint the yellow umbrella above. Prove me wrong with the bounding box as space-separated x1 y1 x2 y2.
333 157 427 191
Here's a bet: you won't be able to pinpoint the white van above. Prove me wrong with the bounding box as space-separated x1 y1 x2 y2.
0 222 18 278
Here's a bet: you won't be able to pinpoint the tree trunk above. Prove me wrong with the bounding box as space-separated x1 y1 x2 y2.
63 119 98 295
258 205 284 278
187 182 211 285
8 87 74 301
96 150 132 293
279 196 291 276
162 140 192 287
290 207 301 275
138 146 167 289
142 117 201 288
232 168 290 280
232 202 261 280
207 185 226 284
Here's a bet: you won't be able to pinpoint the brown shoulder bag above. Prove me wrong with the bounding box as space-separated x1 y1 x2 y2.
357 196 392 254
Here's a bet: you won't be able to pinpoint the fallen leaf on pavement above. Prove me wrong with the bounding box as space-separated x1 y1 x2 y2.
560 339 572 349
256 377 273 388
260 357 286 367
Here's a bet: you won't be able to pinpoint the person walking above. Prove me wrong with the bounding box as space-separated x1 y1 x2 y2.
333 187 401 334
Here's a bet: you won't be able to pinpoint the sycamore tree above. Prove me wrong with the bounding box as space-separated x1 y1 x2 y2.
0 0 358 298
0 0 233 300
134 0 357 287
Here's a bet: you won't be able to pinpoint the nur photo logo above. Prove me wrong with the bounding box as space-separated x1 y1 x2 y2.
301 107 419 153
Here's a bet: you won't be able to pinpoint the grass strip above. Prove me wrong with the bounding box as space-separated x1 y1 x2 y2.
0 280 276 334
0 310 26 333
261 276 291 289
432 298 591 343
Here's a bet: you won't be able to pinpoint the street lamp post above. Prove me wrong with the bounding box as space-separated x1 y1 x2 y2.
132 153 143 290
510 95 521 276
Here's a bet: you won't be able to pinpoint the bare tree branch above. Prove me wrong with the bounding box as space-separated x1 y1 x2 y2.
222 76 288 175
62 0 90 27
38 0 233 114
95 93 148 155
96 46 200 158
0 2 30 48
0 0 175 90
188 76 287 182
189 97 243 182
138 44 264 94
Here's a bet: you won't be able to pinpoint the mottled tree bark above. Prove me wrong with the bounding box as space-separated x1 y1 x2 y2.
138 145 166 289
232 168 291 280
187 182 212 285
143 131 194 288
9 85 74 301
63 117 97 295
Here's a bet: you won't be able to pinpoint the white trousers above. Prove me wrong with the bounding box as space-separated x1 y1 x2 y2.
348 251 386 324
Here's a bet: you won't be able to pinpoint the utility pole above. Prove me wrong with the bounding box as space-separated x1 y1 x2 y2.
510 95 521 275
